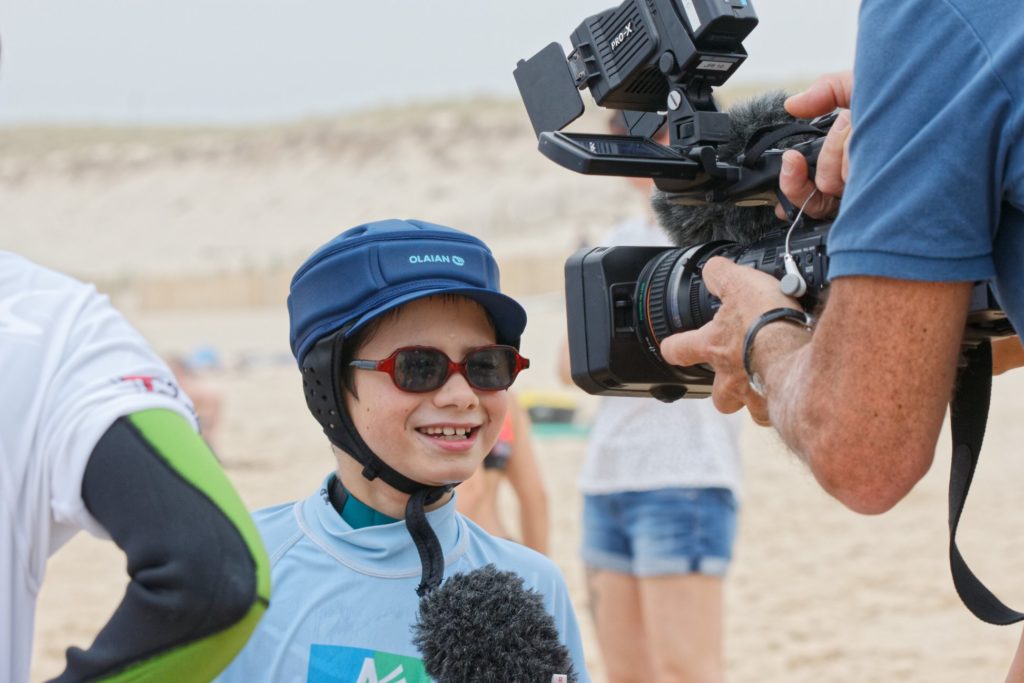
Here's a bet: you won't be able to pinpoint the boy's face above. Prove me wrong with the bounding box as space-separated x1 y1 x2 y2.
344 296 509 486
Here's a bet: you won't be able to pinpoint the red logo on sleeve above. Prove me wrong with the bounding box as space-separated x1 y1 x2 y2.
120 375 157 392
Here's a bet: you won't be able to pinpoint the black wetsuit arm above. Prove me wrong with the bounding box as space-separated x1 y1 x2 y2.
51 409 271 683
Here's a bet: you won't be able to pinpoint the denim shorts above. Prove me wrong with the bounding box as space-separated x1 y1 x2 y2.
581 488 738 578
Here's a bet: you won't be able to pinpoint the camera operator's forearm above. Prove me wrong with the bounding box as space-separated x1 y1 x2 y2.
762 341 829 469
763 336 931 515
762 278 971 514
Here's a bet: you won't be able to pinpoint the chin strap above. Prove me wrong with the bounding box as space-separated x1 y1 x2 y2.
406 488 448 597
302 329 452 596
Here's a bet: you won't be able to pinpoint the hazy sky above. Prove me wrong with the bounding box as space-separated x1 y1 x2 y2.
0 0 860 125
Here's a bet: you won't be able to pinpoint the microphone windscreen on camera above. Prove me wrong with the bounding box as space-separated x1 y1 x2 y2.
653 91 808 247
412 564 577 683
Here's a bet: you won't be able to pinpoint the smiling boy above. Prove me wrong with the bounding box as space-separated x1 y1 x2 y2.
216 219 588 682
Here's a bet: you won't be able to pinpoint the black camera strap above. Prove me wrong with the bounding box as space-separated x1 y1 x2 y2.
948 339 1024 624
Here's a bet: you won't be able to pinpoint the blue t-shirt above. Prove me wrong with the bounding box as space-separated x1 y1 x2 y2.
216 476 590 683
828 0 1024 331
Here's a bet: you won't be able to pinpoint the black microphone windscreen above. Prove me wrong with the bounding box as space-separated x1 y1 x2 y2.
653 90 808 247
412 564 577 683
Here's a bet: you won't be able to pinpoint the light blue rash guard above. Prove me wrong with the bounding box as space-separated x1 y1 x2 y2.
216 475 590 683
828 0 1024 331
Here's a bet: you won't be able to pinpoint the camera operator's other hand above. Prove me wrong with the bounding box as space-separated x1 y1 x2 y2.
775 71 854 221
659 257 809 425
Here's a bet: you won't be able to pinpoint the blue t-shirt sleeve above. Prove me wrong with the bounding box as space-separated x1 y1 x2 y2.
827 0 1018 283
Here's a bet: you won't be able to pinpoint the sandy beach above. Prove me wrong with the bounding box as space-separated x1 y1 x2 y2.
12 99 1024 681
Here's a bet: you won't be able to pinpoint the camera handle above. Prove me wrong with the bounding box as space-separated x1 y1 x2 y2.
948 340 1024 624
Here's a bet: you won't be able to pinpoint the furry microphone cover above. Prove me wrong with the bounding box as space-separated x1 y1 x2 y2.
652 91 814 247
412 565 577 683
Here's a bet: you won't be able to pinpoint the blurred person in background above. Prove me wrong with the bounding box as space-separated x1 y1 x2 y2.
556 113 743 683
455 392 550 554
167 354 225 452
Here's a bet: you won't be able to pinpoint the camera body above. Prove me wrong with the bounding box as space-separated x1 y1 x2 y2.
566 222 1013 401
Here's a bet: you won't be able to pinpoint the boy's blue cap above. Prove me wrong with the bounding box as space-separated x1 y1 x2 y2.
288 219 527 364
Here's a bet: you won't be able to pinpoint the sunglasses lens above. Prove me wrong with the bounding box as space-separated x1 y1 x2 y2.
465 347 517 390
386 346 522 392
393 348 449 392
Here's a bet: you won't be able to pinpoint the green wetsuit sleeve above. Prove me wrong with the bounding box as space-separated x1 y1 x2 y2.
52 409 271 683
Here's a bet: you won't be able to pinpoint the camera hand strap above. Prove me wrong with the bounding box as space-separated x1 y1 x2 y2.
948 339 1024 624
741 122 827 169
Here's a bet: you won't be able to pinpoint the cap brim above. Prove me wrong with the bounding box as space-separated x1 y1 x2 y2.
347 286 527 348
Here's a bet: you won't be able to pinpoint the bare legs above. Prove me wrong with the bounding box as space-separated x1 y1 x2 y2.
1005 627 1024 683
587 569 724 683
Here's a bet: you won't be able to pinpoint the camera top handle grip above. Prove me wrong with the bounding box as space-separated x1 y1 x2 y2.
671 112 835 206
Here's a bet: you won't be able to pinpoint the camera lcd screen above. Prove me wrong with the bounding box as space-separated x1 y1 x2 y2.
562 134 680 159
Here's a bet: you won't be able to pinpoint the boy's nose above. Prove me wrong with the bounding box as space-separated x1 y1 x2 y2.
433 370 480 409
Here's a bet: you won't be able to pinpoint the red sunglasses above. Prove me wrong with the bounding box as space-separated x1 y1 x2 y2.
349 345 530 393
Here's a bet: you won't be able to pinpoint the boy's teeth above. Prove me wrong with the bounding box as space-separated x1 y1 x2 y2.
420 426 470 438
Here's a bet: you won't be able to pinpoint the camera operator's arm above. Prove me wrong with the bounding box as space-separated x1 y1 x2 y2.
661 261 972 514
774 71 854 221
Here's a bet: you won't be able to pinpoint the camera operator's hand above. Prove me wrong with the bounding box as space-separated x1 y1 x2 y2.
659 257 810 425
775 71 854 221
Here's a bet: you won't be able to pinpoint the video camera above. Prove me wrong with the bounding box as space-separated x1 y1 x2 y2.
514 0 1013 402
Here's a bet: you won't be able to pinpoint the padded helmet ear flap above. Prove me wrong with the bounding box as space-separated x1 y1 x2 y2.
300 329 348 446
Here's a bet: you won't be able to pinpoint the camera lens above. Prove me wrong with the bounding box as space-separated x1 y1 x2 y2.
634 240 744 358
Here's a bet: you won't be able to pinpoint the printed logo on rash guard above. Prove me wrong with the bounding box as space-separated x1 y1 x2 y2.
112 375 197 420
307 645 429 683
116 375 183 399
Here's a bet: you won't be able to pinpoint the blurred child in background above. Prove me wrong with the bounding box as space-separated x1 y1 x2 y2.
455 392 550 554
558 113 743 683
